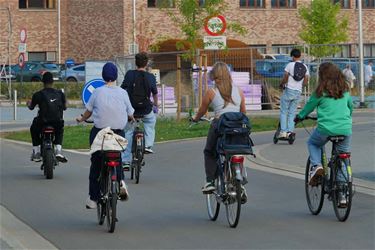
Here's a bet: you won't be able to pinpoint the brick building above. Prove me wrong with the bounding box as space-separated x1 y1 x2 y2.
1 0 374 64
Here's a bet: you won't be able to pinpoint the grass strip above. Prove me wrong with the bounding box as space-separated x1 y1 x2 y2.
2 116 314 150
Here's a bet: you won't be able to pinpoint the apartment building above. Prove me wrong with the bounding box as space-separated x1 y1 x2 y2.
0 0 374 64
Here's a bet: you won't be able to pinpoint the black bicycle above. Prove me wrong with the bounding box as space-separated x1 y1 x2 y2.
190 114 254 228
299 116 353 222
96 150 123 233
127 116 145 184
40 126 58 179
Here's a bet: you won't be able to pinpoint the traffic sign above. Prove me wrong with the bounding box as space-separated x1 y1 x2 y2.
20 28 27 43
18 43 27 53
204 15 226 36
18 53 25 68
81 79 105 105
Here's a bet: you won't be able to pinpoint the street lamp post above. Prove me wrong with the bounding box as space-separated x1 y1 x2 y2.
358 0 365 107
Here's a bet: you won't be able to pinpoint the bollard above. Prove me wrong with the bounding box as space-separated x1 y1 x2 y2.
161 84 165 116
13 90 17 120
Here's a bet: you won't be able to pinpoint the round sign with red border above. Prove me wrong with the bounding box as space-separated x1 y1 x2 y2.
20 28 27 43
18 53 25 68
204 15 226 36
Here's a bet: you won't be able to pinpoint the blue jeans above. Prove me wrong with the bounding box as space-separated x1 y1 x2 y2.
122 111 156 163
308 129 352 181
279 88 301 133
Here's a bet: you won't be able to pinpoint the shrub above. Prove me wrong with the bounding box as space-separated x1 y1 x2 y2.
0 82 84 100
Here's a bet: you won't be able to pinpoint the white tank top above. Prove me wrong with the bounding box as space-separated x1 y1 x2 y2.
211 86 241 118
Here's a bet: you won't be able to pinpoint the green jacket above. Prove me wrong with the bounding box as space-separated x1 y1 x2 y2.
297 92 353 136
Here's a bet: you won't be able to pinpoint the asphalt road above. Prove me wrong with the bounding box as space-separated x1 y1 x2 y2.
1 131 374 249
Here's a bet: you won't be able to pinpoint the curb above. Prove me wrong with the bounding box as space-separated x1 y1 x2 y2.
0 205 58 250
248 143 375 196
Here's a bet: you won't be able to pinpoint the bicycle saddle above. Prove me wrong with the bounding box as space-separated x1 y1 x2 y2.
328 135 345 142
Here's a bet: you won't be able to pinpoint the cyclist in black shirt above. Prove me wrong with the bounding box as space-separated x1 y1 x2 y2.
27 72 67 163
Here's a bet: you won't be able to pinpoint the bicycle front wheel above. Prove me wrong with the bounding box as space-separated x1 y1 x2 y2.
97 200 105 225
106 180 118 233
206 178 220 221
225 168 241 228
305 157 324 215
332 159 352 222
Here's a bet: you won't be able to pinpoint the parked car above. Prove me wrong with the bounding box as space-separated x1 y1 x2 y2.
0 65 16 81
13 62 61 82
255 59 289 78
60 64 85 82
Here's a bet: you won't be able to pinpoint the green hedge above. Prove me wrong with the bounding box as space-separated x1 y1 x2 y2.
0 82 84 100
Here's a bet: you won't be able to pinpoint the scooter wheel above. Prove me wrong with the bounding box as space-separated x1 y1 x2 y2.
288 134 295 144
273 134 278 144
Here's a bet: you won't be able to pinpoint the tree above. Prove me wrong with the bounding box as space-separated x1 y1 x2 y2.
299 0 349 57
160 0 247 61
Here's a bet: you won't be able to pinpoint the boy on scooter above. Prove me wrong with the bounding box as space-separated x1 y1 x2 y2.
278 48 309 139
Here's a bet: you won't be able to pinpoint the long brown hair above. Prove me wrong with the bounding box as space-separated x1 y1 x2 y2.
209 62 234 107
316 62 349 99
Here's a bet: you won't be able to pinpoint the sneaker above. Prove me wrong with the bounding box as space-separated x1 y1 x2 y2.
309 165 324 186
144 147 154 154
202 181 215 194
55 150 68 163
119 180 129 201
338 191 347 208
278 131 287 139
122 162 131 171
241 186 248 204
31 152 42 162
86 197 97 209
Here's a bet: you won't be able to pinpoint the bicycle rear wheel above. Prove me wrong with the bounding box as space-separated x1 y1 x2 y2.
332 159 352 222
305 157 324 215
206 178 220 221
106 180 117 233
135 150 143 184
43 149 54 179
225 166 241 228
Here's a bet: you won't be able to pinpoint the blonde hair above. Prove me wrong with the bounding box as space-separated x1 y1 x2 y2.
209 62 234 107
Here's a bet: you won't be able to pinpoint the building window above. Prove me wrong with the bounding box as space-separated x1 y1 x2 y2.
271 45 295 54
250 45 267 54
356 0 375 8
333 0 351 8
271 0 296 8
147 0 175 8
19 0 56 9
333 44 351 57
240 0 265 8
364 44 375 57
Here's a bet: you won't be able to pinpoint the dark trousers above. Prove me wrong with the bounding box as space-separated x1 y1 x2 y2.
204 120 220 182
30 117 64 146
89 127 125 201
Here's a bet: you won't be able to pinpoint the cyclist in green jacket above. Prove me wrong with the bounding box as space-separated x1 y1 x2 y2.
295 62 353 187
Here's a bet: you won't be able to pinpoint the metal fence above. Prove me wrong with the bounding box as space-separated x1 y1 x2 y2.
114 44 375 114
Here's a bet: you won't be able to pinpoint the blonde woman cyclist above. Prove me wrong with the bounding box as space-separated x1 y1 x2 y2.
192 62 246 193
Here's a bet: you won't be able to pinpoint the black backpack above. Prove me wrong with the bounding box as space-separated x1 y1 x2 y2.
40 90 64 122
129 71 151 109
291 62 307 81
216 112 254 155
